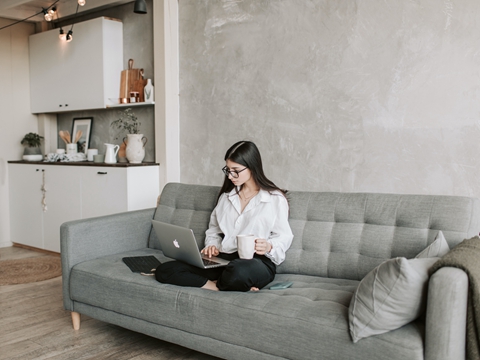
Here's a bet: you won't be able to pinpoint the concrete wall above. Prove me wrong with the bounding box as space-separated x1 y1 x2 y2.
57 0 155 161
0 18 37 247
179 0 480 196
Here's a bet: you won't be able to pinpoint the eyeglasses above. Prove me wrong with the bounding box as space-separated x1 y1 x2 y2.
222 166 247 178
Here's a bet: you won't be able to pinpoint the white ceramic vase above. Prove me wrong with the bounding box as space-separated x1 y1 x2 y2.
125 134 147 163
144 79 154 103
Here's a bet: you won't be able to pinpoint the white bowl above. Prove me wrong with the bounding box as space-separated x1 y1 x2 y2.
23 154 44 161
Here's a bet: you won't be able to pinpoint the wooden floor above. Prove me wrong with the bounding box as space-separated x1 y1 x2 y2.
0 246 221 360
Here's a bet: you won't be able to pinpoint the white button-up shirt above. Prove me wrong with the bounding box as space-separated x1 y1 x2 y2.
204 188 294 265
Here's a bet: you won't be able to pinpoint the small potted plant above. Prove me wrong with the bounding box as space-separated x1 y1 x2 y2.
21 132 44 159
110 108 146 163
111 108 141 136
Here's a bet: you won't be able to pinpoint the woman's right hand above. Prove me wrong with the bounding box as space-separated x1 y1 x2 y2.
201 245 219 258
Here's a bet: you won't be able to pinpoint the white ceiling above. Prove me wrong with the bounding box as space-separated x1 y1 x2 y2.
0 0 132 23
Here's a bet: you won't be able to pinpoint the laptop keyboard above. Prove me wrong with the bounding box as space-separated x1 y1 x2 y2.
202 258 222 267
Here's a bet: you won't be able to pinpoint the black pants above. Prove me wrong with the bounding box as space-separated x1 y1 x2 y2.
155 252 276 292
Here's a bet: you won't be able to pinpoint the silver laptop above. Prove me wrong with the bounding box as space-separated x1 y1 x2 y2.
151 220 230 269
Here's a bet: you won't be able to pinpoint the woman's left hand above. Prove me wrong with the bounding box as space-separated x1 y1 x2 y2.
255 238 272 255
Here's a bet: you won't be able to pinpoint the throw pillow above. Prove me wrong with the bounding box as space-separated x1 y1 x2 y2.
348 256 438 343
415 230 450 258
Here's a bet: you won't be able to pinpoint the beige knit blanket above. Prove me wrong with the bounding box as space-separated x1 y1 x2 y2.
430 236 480 360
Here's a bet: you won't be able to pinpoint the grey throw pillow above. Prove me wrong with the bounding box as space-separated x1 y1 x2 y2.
415 230 450 258
348 257 438 343
348 231 447 343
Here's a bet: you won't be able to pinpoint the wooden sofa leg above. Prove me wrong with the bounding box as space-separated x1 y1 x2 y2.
71 311 81 330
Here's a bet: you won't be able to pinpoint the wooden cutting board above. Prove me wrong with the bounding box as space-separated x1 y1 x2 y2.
120 59 144 99
132 79 148 102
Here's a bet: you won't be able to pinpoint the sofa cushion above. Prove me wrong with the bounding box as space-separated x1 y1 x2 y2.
348 257 438 343
70 250 425 360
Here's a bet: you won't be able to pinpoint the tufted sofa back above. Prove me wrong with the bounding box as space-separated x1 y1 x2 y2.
279 191 480 280
149 183 220 250
150 183 480 281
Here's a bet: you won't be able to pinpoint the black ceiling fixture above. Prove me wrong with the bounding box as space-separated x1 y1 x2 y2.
134 0 147 14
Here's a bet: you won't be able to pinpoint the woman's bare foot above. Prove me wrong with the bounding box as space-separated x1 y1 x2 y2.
250 287 259 292
201 280 219 291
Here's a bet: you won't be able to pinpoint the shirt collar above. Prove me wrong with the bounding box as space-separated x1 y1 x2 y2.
258 189 272 202
227 187 272 202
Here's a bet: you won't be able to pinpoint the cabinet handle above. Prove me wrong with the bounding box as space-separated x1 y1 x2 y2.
97 172 107 175
36 169 45 172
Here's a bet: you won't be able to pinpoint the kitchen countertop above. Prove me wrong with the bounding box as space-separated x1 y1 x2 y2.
8 160 159 167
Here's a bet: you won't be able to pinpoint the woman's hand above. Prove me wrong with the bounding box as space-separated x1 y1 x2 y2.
201 245 219 258
255 238 272 255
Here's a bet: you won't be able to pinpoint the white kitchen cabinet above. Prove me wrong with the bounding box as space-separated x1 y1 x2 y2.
42 167 82 252
81 167 129 218
81 166 160 218
9 165 82 252
9 166 45 249
29 17 123 113
8 163 159 253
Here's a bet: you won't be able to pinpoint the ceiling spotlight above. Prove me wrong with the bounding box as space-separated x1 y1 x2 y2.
133 0 147 14
66 30 73 42
59 28 66 41
78 0 86 6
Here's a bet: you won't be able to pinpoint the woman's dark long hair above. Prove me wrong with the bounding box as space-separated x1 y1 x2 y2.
217 141 287 202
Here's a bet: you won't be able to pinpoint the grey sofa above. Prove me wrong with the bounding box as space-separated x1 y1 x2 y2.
61 182 480 360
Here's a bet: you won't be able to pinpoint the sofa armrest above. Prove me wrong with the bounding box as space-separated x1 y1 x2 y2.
425 267 468 360
61 208 155 311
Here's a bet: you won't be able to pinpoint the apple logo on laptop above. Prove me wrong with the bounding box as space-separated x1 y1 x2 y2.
173 239 180 248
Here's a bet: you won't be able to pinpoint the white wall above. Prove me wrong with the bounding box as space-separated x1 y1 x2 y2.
0 18 37 248
154 0 180 190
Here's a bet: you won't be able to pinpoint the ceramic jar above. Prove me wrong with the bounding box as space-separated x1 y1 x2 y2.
125 134 147 163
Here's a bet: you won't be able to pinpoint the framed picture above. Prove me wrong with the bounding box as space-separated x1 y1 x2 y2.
72 117 93 154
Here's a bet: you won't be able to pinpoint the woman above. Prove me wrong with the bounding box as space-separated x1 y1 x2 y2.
156 141 293 291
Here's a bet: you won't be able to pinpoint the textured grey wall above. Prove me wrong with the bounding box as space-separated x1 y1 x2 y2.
57 0 154 161
57 106 154 160
179 0 480 196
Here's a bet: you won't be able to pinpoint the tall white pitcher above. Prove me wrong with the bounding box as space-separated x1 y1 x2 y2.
104 143 119 164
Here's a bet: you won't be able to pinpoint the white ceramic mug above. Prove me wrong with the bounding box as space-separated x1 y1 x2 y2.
237 234 256 259
87 148 98 161
66 143 77 154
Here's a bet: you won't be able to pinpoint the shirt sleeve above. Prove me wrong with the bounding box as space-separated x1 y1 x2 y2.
264 194 294 265
204 193 225 250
